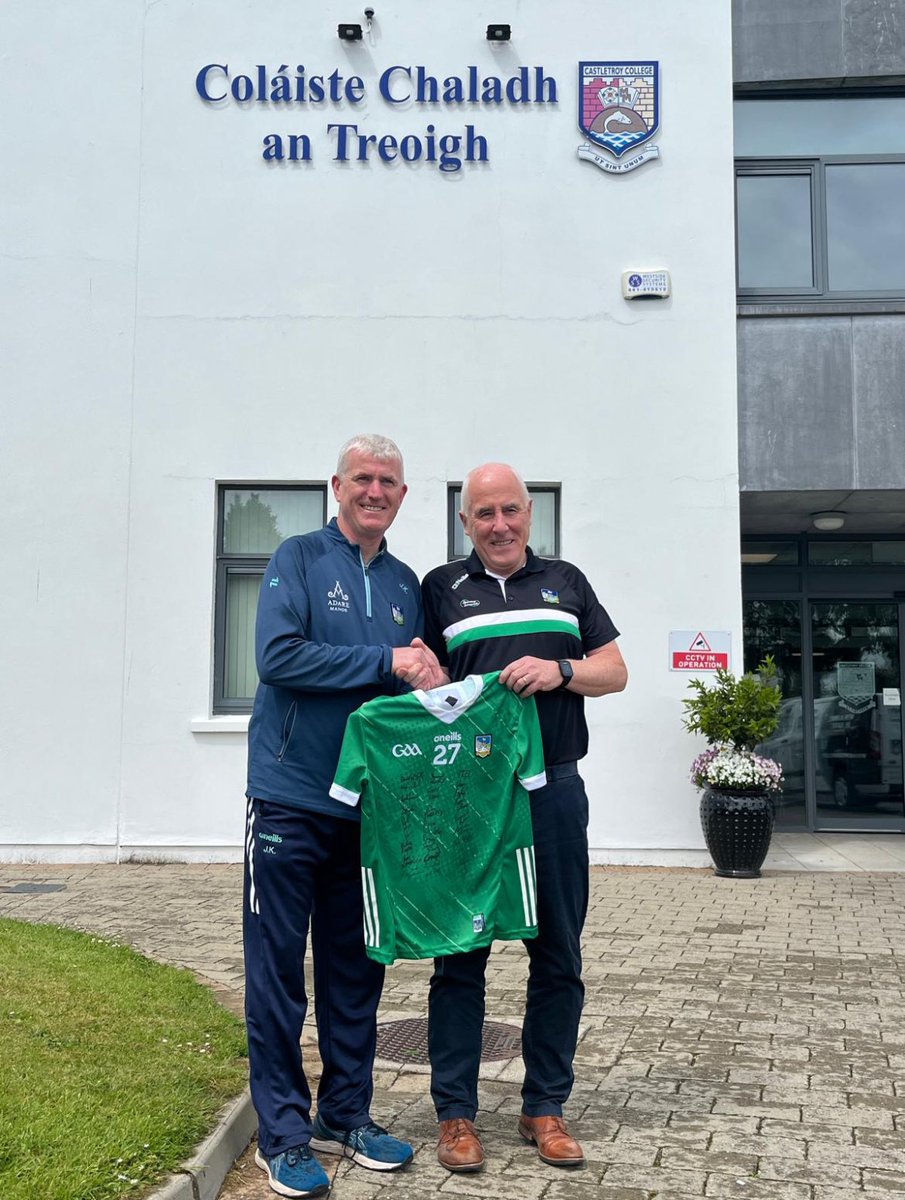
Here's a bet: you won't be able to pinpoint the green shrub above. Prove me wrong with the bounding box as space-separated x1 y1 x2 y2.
682 656 781 750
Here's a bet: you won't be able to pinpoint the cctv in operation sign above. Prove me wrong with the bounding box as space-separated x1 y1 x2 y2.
669 631 731 672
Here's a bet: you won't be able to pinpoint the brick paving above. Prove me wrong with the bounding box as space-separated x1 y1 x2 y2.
3 863 905 1198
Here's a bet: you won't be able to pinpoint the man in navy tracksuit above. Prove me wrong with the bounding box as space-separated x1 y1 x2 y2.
244 435 443 1198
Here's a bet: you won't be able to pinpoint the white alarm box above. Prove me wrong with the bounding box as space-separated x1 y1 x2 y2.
622 270 671 299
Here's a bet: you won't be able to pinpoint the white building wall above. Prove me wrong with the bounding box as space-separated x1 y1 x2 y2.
2 0 738 862
1 4 145 856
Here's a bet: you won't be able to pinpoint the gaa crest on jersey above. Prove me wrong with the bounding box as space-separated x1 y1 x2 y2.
391 603 405 626
577 61 660 174
541 588 560 605
474 734 492 759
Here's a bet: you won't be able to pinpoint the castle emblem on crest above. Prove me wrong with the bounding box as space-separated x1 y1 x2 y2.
577 61 660 174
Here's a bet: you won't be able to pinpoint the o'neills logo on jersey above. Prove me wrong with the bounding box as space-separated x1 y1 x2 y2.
433 731 462 743
450 572 469 591
474 734 492 758
328 580 350 612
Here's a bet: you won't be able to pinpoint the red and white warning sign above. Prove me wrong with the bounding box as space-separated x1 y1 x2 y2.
669 630 730 672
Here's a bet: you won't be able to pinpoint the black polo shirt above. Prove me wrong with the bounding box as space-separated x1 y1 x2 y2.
421 548 619 766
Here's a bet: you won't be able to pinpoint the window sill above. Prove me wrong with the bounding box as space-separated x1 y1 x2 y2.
738 300 905 317
190 716 250 734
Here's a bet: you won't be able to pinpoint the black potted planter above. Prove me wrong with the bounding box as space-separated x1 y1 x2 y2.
699 787 775 878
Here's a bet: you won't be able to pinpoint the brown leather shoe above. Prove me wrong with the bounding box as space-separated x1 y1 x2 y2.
518 1115 585 1168
437 1118 485 1172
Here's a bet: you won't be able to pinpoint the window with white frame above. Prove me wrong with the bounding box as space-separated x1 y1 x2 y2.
214 485 326 713
735 97 905 300
447 484 560 560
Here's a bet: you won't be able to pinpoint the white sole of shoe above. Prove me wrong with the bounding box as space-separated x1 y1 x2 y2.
308 1137 413 1172
254 1148 331 1197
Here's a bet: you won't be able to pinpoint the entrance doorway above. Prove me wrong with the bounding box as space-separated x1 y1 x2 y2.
810 602 902 822
743 538 905 831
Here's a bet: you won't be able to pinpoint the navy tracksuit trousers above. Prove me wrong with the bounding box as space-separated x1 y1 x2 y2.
243 798 385 1157
427 764 590 1119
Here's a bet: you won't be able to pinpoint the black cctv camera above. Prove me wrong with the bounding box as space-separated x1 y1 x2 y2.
364 7 375 17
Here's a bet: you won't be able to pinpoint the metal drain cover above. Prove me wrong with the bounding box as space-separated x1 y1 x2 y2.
376 1017 521 1066
0 883 67 894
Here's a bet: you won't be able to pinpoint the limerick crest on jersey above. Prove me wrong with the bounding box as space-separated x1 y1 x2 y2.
577 61 660 175
474 735 492 759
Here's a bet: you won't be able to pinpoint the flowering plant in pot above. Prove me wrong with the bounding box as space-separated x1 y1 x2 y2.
683 657 783 878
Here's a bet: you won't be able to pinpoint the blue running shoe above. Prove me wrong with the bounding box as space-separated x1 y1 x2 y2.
254 1144 330 1197
309 1114 414 1171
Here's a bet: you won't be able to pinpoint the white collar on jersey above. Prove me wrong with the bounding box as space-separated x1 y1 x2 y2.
413 674 486 724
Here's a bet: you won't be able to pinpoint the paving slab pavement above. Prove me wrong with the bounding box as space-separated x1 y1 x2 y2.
3 862 905 1199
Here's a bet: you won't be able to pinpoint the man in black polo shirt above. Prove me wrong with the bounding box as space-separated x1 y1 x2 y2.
421 462 628 1174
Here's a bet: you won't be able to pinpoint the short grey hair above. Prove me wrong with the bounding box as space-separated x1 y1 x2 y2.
460 463 529 515
336 434 405 481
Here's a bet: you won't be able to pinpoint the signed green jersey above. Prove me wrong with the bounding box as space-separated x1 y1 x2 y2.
329 671 546 964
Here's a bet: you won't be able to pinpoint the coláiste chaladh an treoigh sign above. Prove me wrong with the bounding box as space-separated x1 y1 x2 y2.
195 62 558 172
195 59 662 175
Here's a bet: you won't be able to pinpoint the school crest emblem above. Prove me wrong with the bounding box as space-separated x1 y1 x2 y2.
474 735 492 759
577 61 660 174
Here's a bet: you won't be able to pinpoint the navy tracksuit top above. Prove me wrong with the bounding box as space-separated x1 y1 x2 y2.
246 518 424 819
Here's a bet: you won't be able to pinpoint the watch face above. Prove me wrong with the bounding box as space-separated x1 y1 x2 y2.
559 660 573 683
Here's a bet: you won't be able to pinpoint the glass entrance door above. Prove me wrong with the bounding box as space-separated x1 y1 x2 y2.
811 602 904 827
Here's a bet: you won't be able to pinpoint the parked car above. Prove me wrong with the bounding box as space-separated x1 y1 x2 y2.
761 695 903 811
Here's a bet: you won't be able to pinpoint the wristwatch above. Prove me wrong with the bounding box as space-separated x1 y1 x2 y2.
557 659 574 689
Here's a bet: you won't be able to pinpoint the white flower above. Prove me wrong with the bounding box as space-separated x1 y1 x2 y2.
690 744 783 792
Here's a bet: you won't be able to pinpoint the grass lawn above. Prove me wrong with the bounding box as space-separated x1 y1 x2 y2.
0 918 248 1200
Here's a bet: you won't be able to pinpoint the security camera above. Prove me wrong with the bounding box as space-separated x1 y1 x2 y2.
364 6 374 16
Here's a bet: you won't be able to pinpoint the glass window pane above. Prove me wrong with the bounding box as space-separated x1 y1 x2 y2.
811 602 902 820
450 487 558 558
826 163 905 292
736 174 813 290
809 540 905 566
224 571 263 700
222 488 323 554
528 492 557 557
744 599 805 827
735 98 905 156
452 500 467 557
741 540 799 566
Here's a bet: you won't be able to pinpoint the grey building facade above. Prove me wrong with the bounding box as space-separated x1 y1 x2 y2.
733 1 905 830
